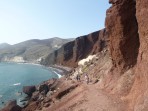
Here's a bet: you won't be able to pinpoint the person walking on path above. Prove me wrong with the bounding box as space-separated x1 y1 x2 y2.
85 73 89 84
76 74 81 82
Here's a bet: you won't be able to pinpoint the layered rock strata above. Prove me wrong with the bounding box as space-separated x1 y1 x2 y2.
106 0 139 72
41 29 109 67
128 0 148 110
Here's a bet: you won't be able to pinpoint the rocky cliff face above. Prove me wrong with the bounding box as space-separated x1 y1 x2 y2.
106 0 139 72
41 29 109 67
97 0 140 98
128 0 148 111
105 0 148 110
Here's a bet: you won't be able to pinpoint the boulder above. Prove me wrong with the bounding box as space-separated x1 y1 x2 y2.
43 103 50 107
43 97 52 103
1 100 22 111
38 95 44 102
31 91 40 101
38 84 49 94
55 84 78 99
21 102 38 111
46 91 53 97
47 78 57 88
23 86 36 96
92 78 99 84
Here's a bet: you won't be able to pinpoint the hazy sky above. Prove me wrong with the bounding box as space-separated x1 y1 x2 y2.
0 0 110 44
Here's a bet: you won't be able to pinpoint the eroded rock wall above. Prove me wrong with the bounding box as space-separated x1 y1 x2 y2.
41 29 109 67
105 0 139 72
128 0 148 110
106 0 148 110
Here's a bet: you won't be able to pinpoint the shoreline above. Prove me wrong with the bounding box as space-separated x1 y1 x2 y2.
1 61 71 78
0 62 72 110
49 65 72 76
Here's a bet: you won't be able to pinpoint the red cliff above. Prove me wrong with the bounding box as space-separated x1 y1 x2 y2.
41 29 109 67
106 0 139 72
105 0 148 110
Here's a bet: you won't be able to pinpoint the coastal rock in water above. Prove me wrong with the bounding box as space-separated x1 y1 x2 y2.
0 100 22 111
23 86 36 96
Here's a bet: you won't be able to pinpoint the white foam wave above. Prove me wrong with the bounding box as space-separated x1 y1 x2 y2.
13 83 21 86
53 71 62 78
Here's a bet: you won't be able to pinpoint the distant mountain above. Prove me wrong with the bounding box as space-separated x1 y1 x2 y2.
41 29 109 67
0 43 11 49
0 37 73 63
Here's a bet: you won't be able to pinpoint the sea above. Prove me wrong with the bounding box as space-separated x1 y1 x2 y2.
0 62 59 108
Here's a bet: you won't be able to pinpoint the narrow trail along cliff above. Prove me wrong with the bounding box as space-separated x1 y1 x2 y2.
44 83 126 111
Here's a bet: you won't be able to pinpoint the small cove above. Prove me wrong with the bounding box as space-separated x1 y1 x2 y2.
0 62 59 108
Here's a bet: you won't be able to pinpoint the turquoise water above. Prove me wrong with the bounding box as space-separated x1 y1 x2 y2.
0 62 58 108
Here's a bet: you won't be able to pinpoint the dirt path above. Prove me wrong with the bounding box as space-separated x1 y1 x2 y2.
74 84 126 111
43 83 126 111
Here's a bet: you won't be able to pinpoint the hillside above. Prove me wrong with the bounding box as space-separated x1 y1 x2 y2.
0 37 73 63
0 43 11 49
41 29 109 67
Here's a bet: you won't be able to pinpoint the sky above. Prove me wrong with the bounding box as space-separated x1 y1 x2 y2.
0 0 110 45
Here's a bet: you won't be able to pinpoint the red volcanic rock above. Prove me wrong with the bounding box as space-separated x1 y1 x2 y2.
41 29 109 67
109 0 121 4
128 0 148 110
105 0 139 72
38 84 49 94
105 0 148 110
23 86 36 97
